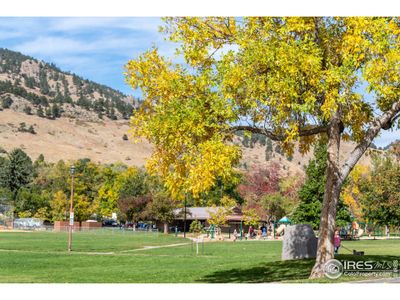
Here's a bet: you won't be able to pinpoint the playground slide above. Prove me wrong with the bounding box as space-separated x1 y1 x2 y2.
356 228 364 238
276 224 286 236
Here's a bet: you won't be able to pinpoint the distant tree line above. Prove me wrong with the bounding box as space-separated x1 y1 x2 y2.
1 144 396 231
0 149 178 229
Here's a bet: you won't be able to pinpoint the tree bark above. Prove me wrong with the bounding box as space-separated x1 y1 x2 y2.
163 222 169 234
310 114 343 279
309 101 400 278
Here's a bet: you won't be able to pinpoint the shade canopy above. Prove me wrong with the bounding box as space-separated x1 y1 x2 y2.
278 216 291 223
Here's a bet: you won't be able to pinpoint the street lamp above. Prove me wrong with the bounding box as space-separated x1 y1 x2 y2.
68 165 75 252
183 196 187 238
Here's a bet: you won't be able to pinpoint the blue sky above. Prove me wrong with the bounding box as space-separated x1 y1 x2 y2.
0 17 398 147
0 17 175 97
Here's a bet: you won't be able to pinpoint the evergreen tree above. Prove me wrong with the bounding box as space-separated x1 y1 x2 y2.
0 148 34 214
54 93 64 105
108 106 117 120
77 96 91 110
45 107 53 119
33 154 45 170
38 68 50 95
51 103 61 118
23 105 32 115
291 142 352 229
36 106 44 118
1 96 13 109
18 122 27 132
62 76 70 97
28 125 36 134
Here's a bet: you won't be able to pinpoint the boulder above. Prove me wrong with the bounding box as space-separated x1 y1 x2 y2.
282 224 318 260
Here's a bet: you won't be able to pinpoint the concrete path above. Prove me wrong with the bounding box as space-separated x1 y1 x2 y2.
120 242 190 253
0 242 191 256
353 277 400 283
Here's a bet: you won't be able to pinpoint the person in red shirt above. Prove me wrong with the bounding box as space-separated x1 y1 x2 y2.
334 230 341 254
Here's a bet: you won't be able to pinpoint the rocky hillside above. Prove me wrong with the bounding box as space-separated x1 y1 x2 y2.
0 48 139 121
234 131 376 177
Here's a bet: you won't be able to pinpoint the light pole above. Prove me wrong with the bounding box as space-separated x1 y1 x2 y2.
68 165 75 252
183 196 187 238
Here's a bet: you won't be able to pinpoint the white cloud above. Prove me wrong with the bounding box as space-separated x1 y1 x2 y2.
15 35 158 55
14 36 89 55
49 17 163 33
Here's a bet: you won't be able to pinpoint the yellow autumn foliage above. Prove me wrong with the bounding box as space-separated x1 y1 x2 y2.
126 17 400 201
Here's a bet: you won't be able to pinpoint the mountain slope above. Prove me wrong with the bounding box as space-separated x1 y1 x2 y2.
0 109 151 166
0 48 138 121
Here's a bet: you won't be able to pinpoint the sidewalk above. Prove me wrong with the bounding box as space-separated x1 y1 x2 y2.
353 277 400 283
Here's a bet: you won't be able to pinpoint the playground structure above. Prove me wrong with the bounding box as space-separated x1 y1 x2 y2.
275 224 286 236
336 221 400 240
196 218 400 242
198 216 292 241
338 221 364 240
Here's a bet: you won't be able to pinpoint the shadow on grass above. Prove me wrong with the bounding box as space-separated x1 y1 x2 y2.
198 259 315 283
198 255 400 283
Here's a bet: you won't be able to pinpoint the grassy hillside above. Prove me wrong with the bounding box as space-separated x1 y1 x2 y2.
0 109 151 166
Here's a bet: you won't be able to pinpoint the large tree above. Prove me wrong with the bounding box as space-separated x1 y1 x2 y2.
145 191 177 234
238 163 301 221
291 142 352 229
126 17 400 278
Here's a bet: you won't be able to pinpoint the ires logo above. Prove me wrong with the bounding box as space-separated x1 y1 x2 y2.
324 259 399 279
342 260 374 270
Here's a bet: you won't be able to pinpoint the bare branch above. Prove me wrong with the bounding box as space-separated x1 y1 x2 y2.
340 100 400 181
230 124 328 141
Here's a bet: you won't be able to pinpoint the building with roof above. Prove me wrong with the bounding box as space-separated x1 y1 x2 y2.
165 206 265 234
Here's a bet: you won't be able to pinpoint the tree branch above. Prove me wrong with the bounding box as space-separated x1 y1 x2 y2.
340 100 400 181
231 124 329 141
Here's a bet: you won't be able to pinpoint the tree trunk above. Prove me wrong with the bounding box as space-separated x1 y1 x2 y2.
163 222 169 234
310 117 343 279
309 175 342 278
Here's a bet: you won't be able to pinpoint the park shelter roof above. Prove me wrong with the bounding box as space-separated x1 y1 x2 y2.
173 207 243 221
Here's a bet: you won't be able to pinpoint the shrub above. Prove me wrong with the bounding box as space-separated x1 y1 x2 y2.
1 96 13 109
36 106 44 118
28 125 36 134
18 122 36 134
189 220 203 233
23 105 32 115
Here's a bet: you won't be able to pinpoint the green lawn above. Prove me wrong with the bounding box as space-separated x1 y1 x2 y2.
0 230 398 283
